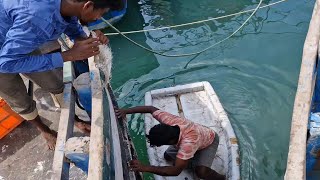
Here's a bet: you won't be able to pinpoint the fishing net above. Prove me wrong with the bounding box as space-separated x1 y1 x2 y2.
83 27 113 84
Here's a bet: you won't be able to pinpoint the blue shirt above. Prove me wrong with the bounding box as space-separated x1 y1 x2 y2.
0 0 86 73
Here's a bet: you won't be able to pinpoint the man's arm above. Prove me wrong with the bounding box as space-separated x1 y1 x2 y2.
115 106 159 119
122 106 159 114
116 106 183 125
64 17 87 40
64 18 109 45
129 158 188 176
0 15 64 73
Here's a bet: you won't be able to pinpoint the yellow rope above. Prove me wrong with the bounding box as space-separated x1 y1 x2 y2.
101 0 286 57
104 0 287 36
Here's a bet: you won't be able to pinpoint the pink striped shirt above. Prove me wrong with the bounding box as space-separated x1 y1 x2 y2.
152 110 215 160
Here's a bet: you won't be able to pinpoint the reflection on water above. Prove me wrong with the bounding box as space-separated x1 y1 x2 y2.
108 0 315 179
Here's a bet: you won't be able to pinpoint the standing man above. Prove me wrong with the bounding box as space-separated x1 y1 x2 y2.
0 0 122 149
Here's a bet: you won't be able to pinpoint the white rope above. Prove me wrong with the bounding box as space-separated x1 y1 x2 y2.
101 0 263 57
104 0 287 36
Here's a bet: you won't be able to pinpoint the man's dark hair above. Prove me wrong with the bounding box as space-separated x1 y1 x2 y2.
76 0 124 10
146 124 180 147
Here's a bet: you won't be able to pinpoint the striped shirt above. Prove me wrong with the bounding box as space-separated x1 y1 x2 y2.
152 110 215 160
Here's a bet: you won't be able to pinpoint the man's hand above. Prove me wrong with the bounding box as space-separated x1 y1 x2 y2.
94 30 109 44
115 108 127 120
61 37 100 62
129 160 148 172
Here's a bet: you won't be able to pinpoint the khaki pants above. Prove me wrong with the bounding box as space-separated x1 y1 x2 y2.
0 68 64 120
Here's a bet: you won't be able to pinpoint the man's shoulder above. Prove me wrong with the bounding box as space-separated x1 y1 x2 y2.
180 130 200 143
3 0 57 20
153 110 183 124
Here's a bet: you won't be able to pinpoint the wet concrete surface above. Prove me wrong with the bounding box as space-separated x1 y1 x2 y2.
0 85 87 180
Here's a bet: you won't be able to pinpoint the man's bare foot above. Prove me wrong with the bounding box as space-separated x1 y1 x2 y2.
74 116 91 135
28 116 57 150
41 130 57 150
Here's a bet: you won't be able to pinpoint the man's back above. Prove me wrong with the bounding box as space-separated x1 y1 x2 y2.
0 0 84 73
0 0 59 46
152 110 216 160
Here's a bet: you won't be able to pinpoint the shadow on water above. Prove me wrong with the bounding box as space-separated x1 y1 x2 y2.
110 0 315 179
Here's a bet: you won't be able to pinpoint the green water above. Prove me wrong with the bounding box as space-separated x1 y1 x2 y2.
107 0 315 179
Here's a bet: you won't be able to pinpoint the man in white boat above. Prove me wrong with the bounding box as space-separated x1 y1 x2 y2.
0 0 122 149
116 106 225 180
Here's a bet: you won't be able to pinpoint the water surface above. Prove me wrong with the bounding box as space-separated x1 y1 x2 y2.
107 0 315 179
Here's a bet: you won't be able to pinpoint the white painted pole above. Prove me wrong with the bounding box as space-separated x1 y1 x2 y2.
285 0 320 179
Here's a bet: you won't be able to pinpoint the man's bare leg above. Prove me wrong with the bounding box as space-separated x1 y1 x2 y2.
74 115 91 135
28 116 57 150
